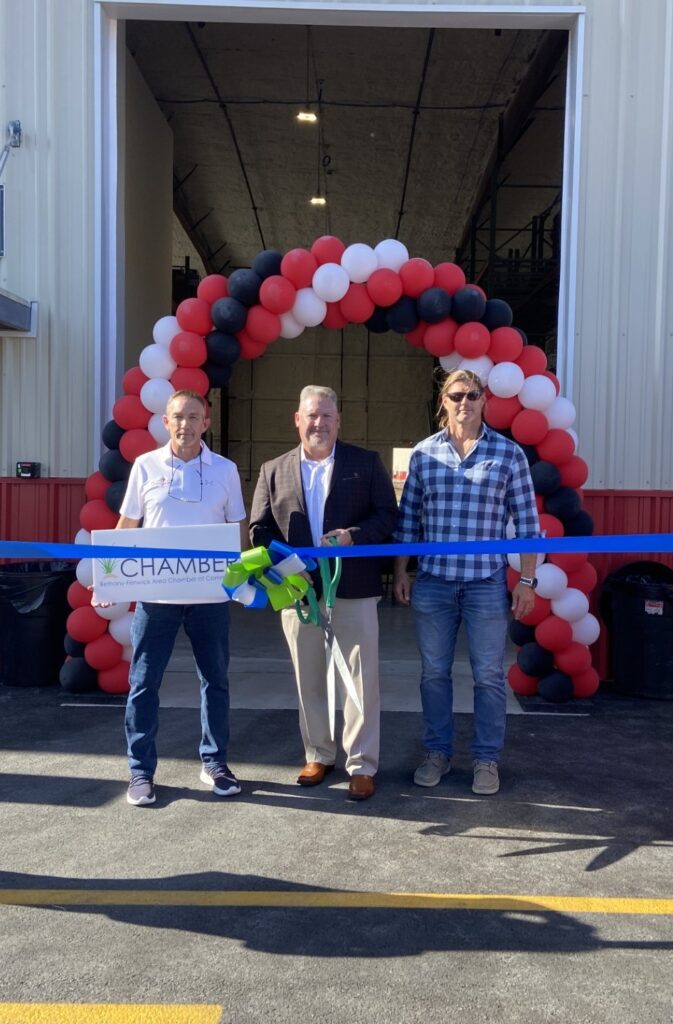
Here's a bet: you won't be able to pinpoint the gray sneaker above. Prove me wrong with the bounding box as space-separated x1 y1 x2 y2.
414 751 451 787
472 760 500 795
127 776 155 806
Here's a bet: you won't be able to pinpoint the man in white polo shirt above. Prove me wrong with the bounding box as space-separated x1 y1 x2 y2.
117 389 247 806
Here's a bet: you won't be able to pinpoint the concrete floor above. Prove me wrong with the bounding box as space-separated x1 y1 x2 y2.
1 600 672 1023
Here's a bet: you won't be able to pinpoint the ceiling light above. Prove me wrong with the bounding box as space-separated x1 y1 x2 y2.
309 195 326 206
296 110 318 124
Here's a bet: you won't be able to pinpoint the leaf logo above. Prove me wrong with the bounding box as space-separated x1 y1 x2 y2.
98 557 118 578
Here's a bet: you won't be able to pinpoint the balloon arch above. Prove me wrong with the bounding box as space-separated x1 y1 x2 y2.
62 236 601 702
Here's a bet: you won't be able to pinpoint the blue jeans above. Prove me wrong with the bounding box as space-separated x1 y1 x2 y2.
411 568 509 763
125 601 231 778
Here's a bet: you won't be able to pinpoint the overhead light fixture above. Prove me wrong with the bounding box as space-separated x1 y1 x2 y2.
296 27 318 124
296 110 318 124
309 195 326 206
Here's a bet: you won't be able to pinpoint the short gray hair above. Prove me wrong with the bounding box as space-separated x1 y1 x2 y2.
298 385 338 407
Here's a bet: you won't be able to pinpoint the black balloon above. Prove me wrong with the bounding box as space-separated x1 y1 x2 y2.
204 362 233 389
515 327 529 346
64 634 86 658
538 670 573 703
517 642 555 677
101 419 125 451
252 249 283 280
417 287 452 324
227 268 262 307
59 657 98 694
105 480 128 515
531 461 562 496
544 486 582 521
387 296 419 334
206 331 241 367
212 297 247 334
508 619 536 647
564 510 595 536
451 286 487 324
99 449 131 483
366 307 390 334
520 444 539 467
481 298 513 330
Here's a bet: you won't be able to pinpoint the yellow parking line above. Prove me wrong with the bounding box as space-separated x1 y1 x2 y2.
0 1006 221 1024
1 889 672 915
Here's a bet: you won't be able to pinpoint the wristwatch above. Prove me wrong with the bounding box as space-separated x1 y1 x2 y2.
519 576 538 589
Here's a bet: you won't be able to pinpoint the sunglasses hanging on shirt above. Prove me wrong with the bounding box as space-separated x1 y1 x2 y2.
168 451 203 503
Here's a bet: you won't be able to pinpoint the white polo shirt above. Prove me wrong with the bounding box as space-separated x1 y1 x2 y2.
120 442 246 528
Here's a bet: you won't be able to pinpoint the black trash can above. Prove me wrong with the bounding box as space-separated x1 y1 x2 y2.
601 560 673 699
0 561 76 687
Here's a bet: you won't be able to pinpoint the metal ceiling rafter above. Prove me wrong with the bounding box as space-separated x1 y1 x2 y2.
394 28 435 240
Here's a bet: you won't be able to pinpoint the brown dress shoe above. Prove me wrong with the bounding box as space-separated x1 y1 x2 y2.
297 762 335 786
347 774 375 801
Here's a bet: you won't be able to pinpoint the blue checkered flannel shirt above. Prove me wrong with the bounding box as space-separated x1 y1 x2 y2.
394 424 540 581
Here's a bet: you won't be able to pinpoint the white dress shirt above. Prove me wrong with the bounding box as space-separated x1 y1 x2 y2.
300 447 335 546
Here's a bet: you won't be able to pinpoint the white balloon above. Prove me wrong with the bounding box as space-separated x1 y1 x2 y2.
439 351 462 372
374 238 409 272
140 377 175 415
507 552 545 571
123 644 134 662
546 396 576 429
571 612 600 646
552 587 590 622
312 263 350 303
74 528 91 546
534 563 568 600
279 311 305 339
139 343 177 380
75 558 93 588
505 517 516 539
459 355 493 384
518 374 557 412
108 610 134 646
292 288 327 328
341 243 378 283
152 315 181 348
148 413 170 445
488 361 525 398
94 601 131 622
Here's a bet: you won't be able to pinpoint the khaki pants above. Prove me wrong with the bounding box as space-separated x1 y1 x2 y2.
281 596 381 776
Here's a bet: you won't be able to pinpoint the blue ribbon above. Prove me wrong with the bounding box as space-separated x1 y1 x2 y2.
2 534 673 561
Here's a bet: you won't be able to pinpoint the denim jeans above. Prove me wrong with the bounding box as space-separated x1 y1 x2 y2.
125 601 230 777
411 568 509 763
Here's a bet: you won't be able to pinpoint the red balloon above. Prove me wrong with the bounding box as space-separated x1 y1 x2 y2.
67 606 109 643
197 274 228 304
483 395 522 430
246 305 281 345
169 331 207 368
120 429 156 463
171 367 210 396
399 258 434 297
237 331 267 360
506 567 520 593
535 494 545 513
559 455 589 489
543 370 561 395
572 666 600 698
537 429 575 466
549 551 587 574
554 642 592 675
280 248 318 289
322 302 349 330
423 319 457 357
67 580 92 610
489 327 523 363
339 283 375 323
85 471 109 500
405 322 428 348
259 275 296 315
508 663 539 696
433 262 466 295
366 268 403 307
113 395 151 431
535 615 573 652
516 346 548 376
454 321 491 359
511 409 549 446
80 499 118 533
311 235 346 266
122 366 149 396
85 633 124 671
567 562 598 594
538 513 564 538
175 297 212 336
519 594 552 626
98 660 131 694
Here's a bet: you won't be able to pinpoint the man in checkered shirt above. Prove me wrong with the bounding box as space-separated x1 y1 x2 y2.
393 369 540 795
